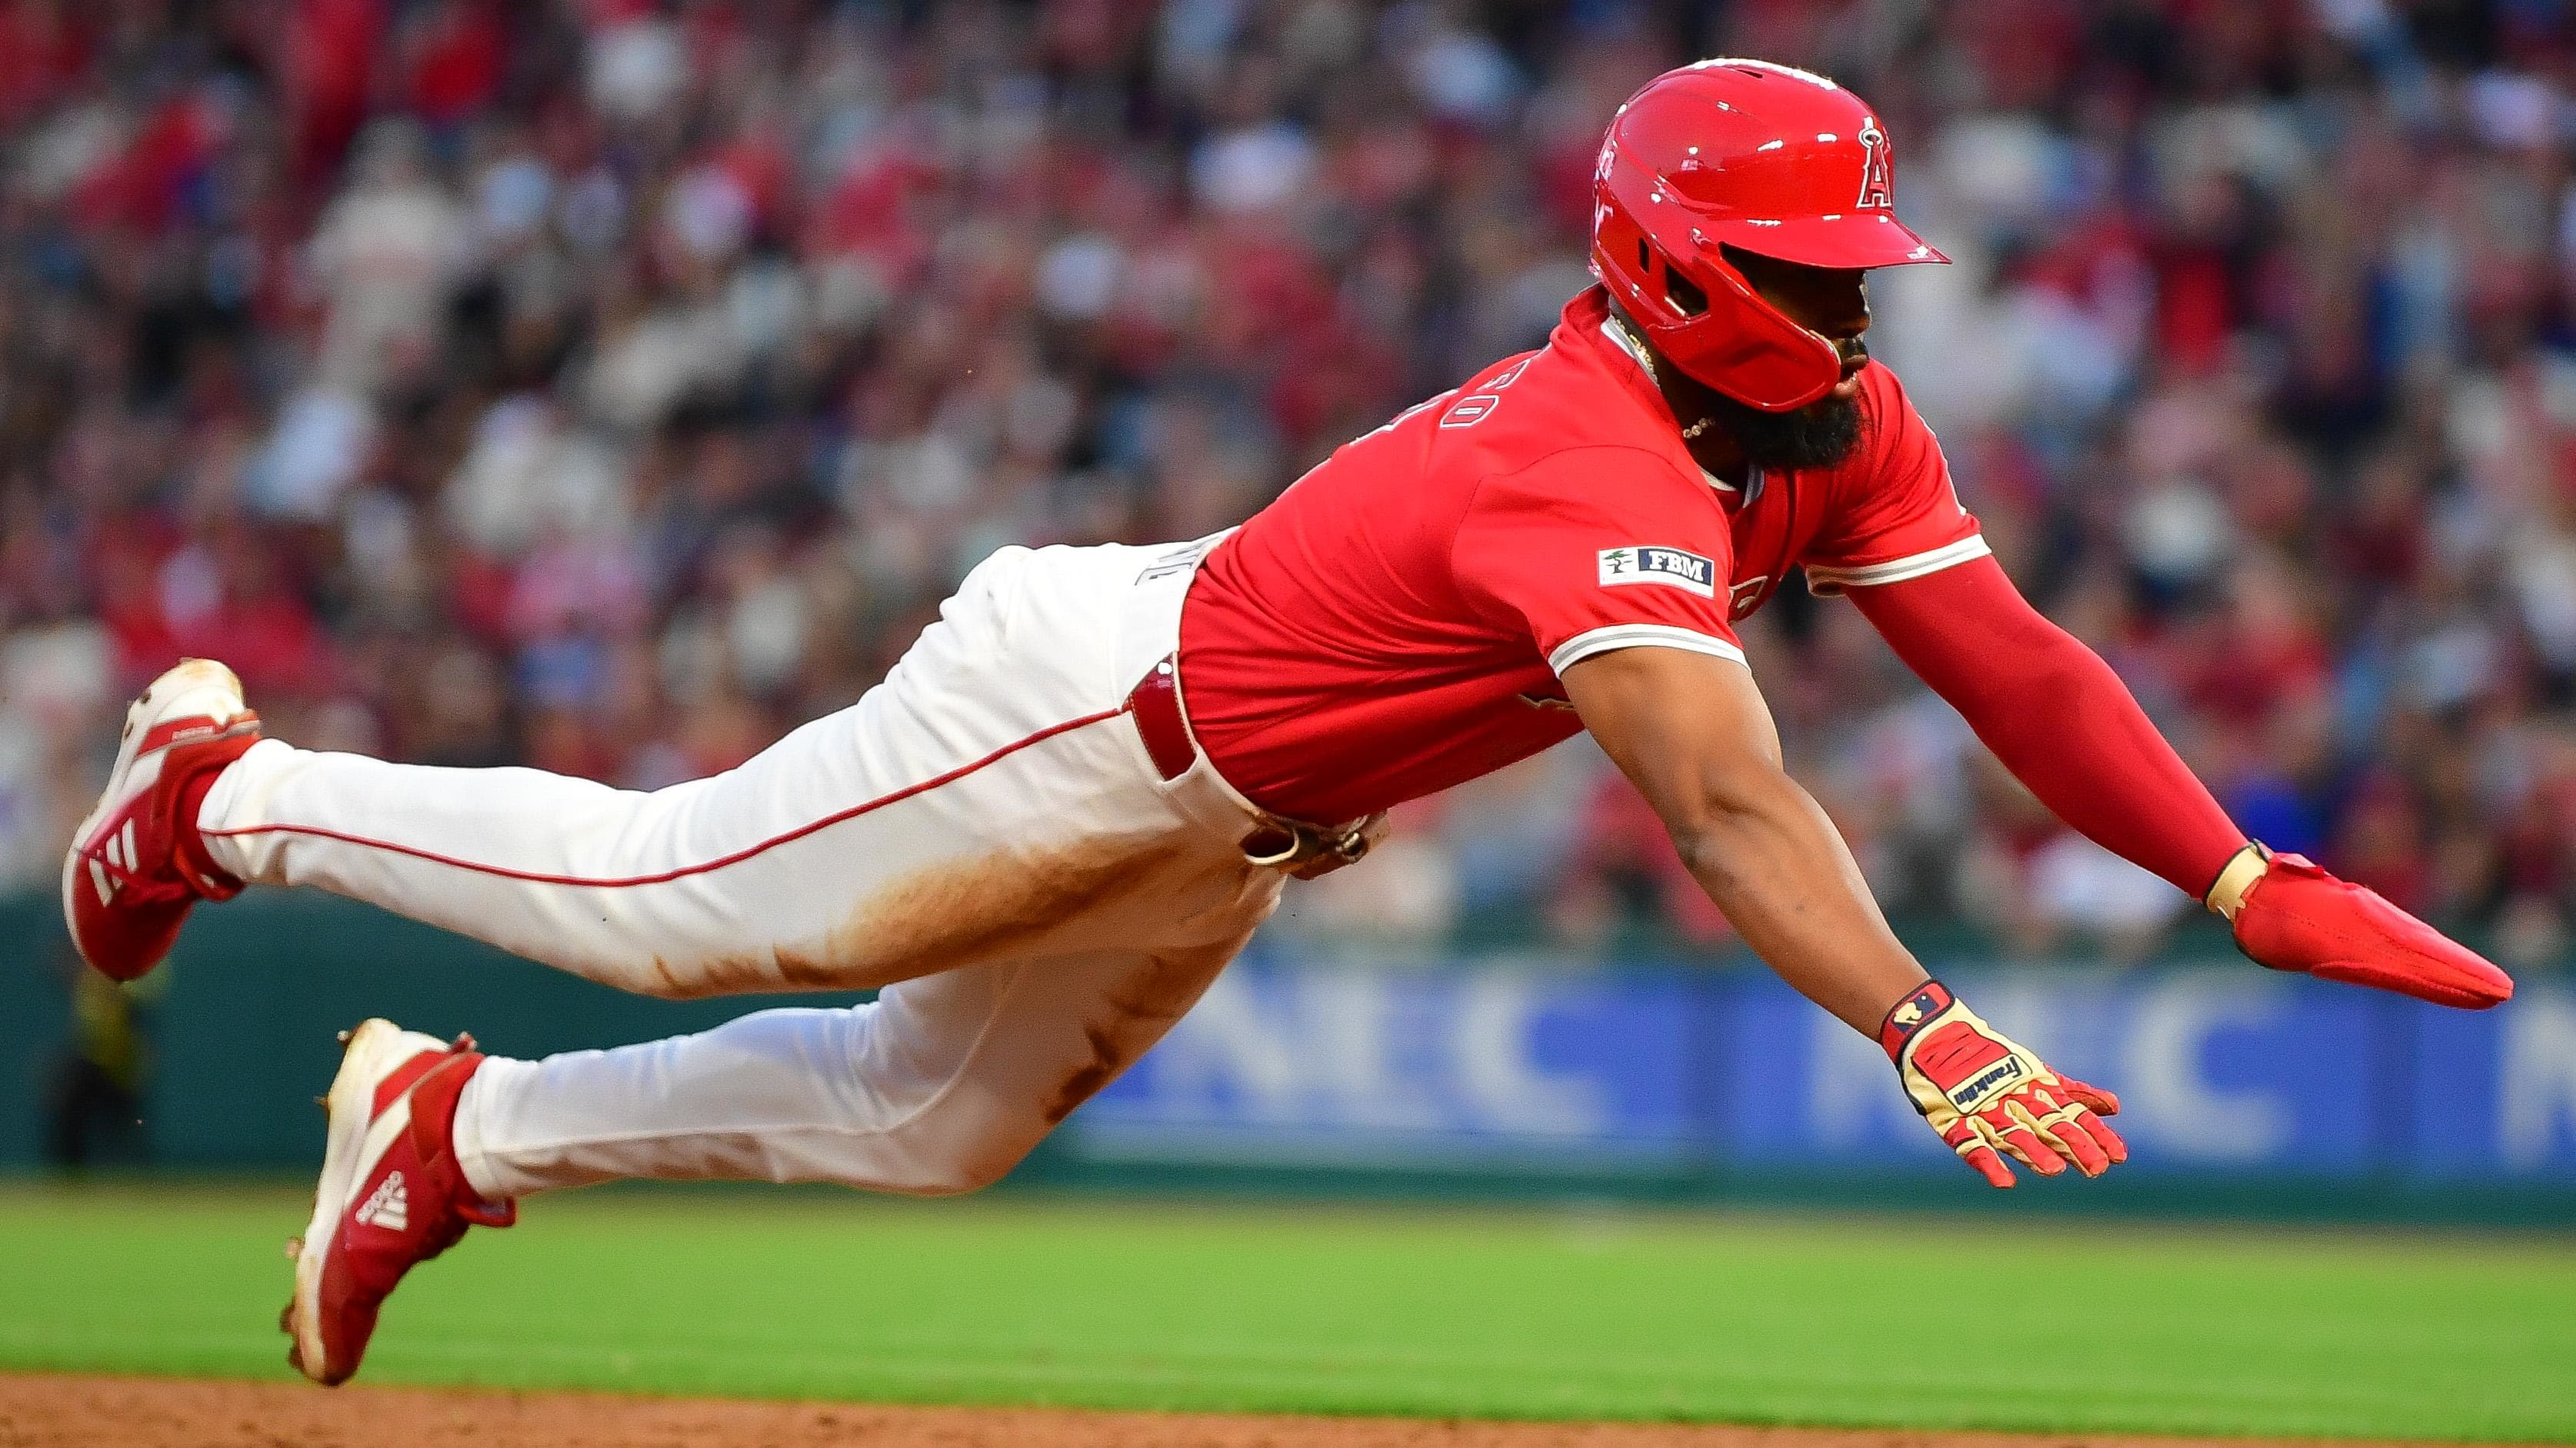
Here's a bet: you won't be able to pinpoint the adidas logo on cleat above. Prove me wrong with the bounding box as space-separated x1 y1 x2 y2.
353 1170 409 1233
88 821 139 906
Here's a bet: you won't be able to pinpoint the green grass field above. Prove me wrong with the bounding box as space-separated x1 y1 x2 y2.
1 1184 2570 1442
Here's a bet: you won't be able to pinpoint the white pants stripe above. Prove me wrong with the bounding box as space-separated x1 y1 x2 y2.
198 541 1283 1198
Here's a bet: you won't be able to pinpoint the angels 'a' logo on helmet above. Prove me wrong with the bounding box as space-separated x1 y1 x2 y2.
1856 117 1894 209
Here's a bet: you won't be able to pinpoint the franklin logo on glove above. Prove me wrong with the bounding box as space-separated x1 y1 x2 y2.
1948 1057 2027 1111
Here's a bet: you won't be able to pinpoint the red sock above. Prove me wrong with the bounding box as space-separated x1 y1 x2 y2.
405 1051 516 1227
172 767 240 896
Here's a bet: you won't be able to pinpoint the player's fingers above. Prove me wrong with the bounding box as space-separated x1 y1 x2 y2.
1958 1140 2014 1188
2056 1074 2121 1117
2034 1102 2111 1177
1936 1117 2008 1186
2074 1105 2129 1165
2046 1078 2131 1165
2024 1089 2113 1175
2091 1103 2132 1159
1991 1104 2067 1175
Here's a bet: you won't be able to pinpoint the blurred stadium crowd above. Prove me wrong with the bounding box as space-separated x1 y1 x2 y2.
2 0 2573 964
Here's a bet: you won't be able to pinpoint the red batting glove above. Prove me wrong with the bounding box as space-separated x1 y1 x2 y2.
2207 845 2512 1010
1880 981 2128 1188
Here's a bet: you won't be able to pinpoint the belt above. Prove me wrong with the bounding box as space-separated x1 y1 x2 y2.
1125 652 1380 877
1127 655 1199 782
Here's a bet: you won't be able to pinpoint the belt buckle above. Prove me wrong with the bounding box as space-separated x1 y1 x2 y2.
1241 819 1377 877
1240 824 1305 868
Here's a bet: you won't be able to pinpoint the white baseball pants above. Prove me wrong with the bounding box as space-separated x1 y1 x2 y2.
196 540 1286 1199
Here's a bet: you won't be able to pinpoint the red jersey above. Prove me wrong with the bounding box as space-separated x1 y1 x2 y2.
1176 288 1986 824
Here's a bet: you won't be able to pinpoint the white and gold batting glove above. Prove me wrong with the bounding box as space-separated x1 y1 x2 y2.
1879 981 2128 1188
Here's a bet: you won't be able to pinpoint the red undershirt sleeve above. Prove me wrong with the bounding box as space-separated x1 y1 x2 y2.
1845 554 2247 900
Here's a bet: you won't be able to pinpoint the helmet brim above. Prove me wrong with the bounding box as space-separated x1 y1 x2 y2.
1713 212 1949 270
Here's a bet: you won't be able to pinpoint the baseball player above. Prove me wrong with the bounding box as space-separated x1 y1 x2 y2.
64 60 2512 1386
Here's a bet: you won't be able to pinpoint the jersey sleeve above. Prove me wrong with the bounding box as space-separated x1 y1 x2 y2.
1798 364 1991 595
1451 446 1746 677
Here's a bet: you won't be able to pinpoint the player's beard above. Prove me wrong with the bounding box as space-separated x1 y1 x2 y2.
1700 388 1865 472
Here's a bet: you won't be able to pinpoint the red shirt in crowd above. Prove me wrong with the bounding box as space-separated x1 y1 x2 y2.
1178 287 1986 824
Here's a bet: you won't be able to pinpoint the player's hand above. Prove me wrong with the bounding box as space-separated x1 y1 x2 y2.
1880 980 2127 1188
2208 845 2512 1010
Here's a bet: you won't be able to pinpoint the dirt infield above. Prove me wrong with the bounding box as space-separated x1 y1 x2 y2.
0 1374 2441 1448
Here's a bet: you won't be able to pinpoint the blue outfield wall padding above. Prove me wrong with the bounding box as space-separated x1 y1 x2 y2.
1071 951 2576 1183
5 889 2575 1210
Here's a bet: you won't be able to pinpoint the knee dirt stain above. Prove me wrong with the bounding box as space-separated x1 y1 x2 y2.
768 946 845 990
1040 929 1257 1126
1042 1019 1124 1125
643 948 827 1000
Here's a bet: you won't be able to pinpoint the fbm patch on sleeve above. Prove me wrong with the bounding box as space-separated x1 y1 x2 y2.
1596 546 1717 598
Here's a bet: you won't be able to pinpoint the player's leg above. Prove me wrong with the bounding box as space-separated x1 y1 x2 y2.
455 927 1263 1197
281 920 1271 1383
185 545 1174 999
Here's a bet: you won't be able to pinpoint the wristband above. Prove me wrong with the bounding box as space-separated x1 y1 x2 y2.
2204 843 2269 921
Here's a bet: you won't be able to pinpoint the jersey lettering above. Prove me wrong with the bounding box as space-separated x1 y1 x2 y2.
1441 394 1503 427
1436 356 1535 428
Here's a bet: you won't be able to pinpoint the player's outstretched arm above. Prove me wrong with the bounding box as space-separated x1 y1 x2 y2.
1847 556 2511 1009
1561 644 1918 1031
1562 644 2124 1184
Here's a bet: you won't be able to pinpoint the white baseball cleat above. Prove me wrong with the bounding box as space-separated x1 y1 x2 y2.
61 657 263 980
283 1019 515 1386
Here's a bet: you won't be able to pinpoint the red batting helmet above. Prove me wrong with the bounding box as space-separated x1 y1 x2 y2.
1591 59 1948 412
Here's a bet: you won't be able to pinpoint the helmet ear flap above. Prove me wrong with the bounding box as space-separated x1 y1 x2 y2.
1592 145 1842 411
1662 261 1707 318
1661 245 1845 411
1608 227 1711 325
1628 236 1709 320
